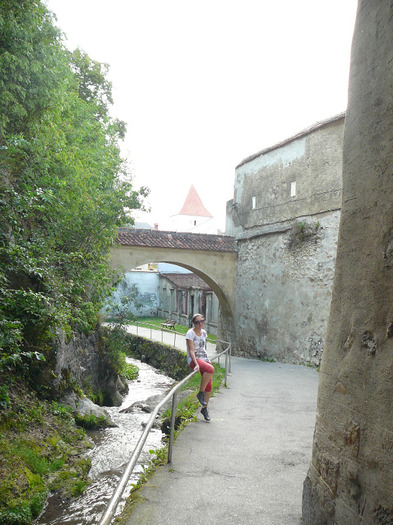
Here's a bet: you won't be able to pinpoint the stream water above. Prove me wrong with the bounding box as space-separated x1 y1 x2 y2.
35 358 174 525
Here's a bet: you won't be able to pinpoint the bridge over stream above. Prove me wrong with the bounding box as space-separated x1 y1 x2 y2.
110 228 238 342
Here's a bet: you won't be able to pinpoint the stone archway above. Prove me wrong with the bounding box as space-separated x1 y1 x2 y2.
109 231 237 347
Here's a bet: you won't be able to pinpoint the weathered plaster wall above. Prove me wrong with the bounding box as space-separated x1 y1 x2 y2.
303 2 393 523
227 116 344 238
107 271 159 317
234 211 339 364
228 116 344 364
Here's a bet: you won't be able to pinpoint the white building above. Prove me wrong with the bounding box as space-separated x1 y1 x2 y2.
168 185 220 234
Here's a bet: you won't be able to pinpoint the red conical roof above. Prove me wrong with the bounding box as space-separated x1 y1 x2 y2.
178 185 213 217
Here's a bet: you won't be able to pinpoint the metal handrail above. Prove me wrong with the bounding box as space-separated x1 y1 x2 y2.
132 321 217 347
98 341 231 525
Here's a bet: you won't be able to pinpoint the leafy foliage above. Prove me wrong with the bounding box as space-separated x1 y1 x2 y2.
0 1 148 379
120 357 139 381
74 413 107 430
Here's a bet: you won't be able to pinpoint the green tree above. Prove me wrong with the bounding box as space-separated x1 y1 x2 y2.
0 0 148 378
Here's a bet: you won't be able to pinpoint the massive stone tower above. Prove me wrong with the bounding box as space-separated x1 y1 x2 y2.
303 2 393 522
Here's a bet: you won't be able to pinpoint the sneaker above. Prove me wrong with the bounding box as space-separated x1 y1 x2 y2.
201 407 211 422
197 391 207 407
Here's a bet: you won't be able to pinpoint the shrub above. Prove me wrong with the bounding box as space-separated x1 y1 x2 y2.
287 220 320 249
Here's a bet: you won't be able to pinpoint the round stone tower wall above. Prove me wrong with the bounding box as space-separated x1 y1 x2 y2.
303 2 393 523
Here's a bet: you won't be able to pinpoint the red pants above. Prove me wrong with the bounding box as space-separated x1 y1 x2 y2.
190 359 214 392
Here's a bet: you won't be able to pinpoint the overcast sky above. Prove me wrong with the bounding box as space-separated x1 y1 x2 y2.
45 0 358 231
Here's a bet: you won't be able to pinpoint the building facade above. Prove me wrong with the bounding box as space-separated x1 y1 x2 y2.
158 273 219 335
105 267 159 319
226 114 345 364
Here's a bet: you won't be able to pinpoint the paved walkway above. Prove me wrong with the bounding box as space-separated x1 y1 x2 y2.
120 327 319 525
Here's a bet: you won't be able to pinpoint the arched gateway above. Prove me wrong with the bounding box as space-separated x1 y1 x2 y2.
110 228 238 344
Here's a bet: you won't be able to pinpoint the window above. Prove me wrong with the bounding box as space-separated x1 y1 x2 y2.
251 195 256 209
290 181 296 197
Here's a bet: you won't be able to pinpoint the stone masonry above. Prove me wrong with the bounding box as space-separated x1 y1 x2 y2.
227 114 344 364
303 2 393 522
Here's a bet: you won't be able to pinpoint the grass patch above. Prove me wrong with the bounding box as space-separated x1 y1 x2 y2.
119 353 139 381
108 316 217 344
0 382 93 524
74 413 108 430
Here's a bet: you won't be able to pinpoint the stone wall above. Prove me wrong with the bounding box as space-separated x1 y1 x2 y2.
227 115 344 238
122 333 190 381
234 211 340 364
227 116 344 364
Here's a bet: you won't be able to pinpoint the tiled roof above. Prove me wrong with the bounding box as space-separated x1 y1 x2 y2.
161 273 212 290
178 185 213 217
116 228 236 252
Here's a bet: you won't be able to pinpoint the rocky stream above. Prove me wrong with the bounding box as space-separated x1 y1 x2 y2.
35 358 174 525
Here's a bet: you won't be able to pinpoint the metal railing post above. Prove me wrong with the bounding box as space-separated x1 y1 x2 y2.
167 391 177 463
225 350 228 387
